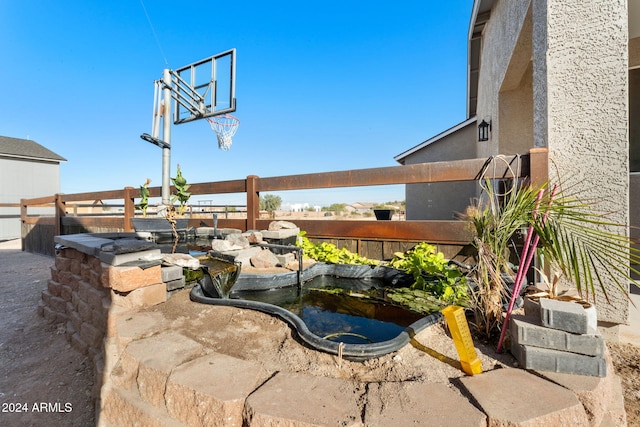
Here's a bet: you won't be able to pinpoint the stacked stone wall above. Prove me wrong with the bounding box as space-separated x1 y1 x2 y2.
38 244 167 406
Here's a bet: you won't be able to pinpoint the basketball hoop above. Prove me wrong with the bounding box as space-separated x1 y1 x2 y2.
206 114 239 151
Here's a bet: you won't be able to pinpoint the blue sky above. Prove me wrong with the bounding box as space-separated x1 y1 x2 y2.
1 1 471 207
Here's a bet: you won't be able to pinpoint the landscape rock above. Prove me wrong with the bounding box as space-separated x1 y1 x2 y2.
243 230 263 244
161 253 200 270
210 239 234 252
251 249 280 268
227 233 250 250
268 220 297 230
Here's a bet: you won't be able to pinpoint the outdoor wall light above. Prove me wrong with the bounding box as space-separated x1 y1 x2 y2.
478 119 492 141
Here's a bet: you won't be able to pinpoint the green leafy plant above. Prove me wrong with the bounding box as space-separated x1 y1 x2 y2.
170 164 191 216
388 242 468 305
137 178 151 217
297 231 379 265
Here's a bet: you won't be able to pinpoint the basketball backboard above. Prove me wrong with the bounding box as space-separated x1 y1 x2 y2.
172 48 236 124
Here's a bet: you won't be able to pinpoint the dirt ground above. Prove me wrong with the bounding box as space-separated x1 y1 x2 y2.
1 241 639 426
0 245 94 427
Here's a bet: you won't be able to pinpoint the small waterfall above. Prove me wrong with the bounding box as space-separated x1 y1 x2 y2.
199 257 241 299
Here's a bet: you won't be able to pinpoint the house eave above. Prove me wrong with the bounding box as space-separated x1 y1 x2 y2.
394 116 477 164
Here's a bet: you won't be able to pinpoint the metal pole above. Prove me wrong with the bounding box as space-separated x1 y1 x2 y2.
161 69 172 205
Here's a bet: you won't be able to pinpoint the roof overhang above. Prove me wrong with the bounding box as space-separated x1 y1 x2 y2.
394 116 477 164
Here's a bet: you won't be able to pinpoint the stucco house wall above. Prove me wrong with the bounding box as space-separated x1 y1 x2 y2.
396 119 477 220
396 0 636 329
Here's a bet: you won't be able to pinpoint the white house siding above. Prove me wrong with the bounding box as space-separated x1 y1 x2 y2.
0 157 60 240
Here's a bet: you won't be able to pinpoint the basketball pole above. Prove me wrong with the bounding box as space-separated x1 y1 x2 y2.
161 68 172 205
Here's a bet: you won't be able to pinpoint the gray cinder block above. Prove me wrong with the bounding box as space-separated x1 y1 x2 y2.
540 298 589 334
512 344 607 377
510 314 604 357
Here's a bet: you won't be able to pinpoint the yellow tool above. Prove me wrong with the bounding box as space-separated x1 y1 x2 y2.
442 305 483 375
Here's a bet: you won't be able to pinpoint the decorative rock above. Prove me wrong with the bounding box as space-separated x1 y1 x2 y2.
161 253 200 270
268 220 297 230
251 249 280 269
234 246 263 267
276 252 296 267
210 239 234 252
226 233 250 250
243 230 263 244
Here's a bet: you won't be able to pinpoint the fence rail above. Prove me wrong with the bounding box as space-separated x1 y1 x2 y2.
19 149 548 257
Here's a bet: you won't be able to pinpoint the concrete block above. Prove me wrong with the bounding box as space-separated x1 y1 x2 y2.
55 234 115 257
165 353 267 427
48 280 62 297
261 227 299 239
101 386 178 427
124 331 203 407
276 252 295 267
110 282 166 309
244 372 362 426
365 381 485 427
99 249 162 266
540 298 589 334
113 311 167 351
80 322 102 348
510 314 604 356
161 265 183 282
512 344 607 377
459 367 589 425
165 277 186 292
101 264 162 292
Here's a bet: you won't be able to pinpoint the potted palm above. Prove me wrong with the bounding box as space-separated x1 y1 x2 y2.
463 178 639 341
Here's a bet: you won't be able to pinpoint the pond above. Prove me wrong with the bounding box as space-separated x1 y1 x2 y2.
190 259 443 360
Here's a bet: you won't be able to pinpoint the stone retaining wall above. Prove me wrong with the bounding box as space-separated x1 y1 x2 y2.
38 234 170 411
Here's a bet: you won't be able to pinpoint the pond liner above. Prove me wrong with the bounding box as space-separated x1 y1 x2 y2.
189 262 443 361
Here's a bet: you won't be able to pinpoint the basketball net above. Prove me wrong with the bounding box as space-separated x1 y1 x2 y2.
206 114 239 151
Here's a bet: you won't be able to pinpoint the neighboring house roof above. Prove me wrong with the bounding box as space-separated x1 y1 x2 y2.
0 135 66 162
394 117 476 164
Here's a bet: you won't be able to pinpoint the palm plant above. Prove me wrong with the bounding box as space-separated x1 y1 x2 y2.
464 178 640 340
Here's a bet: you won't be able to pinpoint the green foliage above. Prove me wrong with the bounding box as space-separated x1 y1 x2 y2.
389 243 468 305
170 164 191 215
322 203 347 213
296 231 379 265
137 178 151 217
385 288 450 314
259 194 282 212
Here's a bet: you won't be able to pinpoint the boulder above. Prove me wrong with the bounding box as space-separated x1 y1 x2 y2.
251 249 280 268
268 220 297 231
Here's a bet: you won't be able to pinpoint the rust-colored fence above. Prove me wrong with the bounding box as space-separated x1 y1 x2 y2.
20 149 548 257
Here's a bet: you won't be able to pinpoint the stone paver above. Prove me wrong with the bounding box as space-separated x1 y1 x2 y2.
460 367 590 426
244 372 364 427
364 381 486 427
165 353 268 427
125 331 204 406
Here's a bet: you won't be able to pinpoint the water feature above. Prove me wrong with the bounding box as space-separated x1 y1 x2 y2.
190 261 442 360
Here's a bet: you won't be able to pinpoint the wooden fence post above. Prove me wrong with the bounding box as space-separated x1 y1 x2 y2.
528 148 549 187
124 186 135 232
246 175 259 231
54 194 65 236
